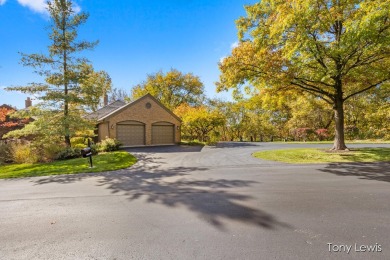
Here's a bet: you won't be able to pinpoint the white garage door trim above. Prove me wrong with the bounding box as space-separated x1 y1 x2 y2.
152 122 175 145
116 120 145 146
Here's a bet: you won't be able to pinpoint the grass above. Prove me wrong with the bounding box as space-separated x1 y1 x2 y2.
275 140 390 144
253 148 390 164
0 150 137 179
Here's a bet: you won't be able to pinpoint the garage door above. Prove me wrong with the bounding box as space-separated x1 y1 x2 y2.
152 122 174 144
117 121 145 146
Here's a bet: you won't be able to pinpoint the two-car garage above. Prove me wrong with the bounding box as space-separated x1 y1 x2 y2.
90 94 181 146
116 121 175 146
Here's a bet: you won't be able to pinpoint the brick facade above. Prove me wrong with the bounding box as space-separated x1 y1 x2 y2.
97 94 181 145
98 122 109 141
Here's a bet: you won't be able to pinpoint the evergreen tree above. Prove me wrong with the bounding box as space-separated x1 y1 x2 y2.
6 0 98 146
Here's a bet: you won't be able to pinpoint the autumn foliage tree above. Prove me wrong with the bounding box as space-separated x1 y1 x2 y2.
131 69 206 111
174 103 225 142
218 0 390 150
0 106 19 133
0 105 31 139
79 63 112 112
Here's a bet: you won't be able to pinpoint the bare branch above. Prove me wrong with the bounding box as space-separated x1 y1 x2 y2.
294 77 333 87
343 78 390 101
290 82 334 104
294 78 334 97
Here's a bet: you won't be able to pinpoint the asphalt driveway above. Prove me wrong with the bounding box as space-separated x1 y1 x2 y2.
1 142 389 259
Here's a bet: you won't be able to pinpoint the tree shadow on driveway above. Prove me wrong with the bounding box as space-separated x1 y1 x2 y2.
32 164 290 231
319 162 390 182
215 142 262 149
95 169 290 231
124 145 204 154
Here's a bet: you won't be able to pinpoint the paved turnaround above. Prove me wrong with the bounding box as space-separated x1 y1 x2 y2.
1 142 389 260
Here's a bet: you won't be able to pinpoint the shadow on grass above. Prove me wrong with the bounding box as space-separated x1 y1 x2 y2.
340 148 390 162
32 154 290 231
319 162 390 182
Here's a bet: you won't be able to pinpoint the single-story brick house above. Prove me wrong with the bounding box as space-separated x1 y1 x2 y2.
86 94 181 146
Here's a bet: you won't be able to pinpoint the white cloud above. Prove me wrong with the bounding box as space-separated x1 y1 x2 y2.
17 0 81 14
17 0 48 13
219 56 227 64
230 41 239 49
0 0 7 6
72 2 81 13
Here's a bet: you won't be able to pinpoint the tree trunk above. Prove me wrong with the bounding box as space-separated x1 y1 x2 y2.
332 96 348 150
62 13 71 147
64 99 71 147
330 50 348 151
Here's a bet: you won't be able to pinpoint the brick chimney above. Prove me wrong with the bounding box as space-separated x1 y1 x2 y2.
104 94 108 106
25 97 32 108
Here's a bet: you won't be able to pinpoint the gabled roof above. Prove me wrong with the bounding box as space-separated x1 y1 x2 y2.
0 104 16 110
85 100 126 121
92 94 181 122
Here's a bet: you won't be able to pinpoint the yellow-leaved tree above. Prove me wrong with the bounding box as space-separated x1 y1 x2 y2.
218 0 390 150
130 69 206 111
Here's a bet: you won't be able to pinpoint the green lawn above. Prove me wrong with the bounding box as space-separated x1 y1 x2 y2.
253 148 390 164
274 140 390 144
0 150 137 179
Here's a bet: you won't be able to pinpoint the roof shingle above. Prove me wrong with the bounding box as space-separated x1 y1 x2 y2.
85 100 126 121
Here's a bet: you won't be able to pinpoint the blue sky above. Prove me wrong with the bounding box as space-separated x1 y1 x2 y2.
0 0 257 109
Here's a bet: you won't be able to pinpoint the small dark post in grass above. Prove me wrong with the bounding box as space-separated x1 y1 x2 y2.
81 141 93 168
89 155 93 168
87 139 93 168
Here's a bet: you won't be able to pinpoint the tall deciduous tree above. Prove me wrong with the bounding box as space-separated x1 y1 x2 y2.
109 88 130 103
174 103 225 142
6 0 98 146
79 63 112 112
130 69 206 110
217 0 390 150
